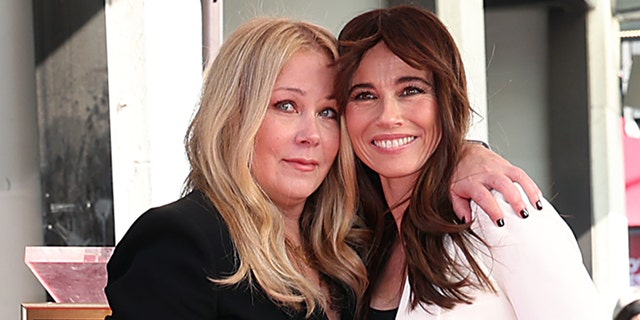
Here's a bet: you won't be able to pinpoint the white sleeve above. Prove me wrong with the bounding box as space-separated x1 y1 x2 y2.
470 185 607 320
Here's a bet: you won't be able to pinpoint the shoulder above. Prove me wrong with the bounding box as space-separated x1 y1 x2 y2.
124 190 229 245
470 184 579 251
468 184 606 319
468 183 585 272
108 190 235 276
129 190 224 233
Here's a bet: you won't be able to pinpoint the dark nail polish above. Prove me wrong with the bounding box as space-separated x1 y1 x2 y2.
460 216 466 224
535 200 543 210
496 218 505 227
520 209 529 219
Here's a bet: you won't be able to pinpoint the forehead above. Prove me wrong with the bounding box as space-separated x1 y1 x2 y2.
277 50 335 83
354 42 427 80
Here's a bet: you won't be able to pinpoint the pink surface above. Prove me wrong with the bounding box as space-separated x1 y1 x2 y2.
24 246 114 303
624 119 640 227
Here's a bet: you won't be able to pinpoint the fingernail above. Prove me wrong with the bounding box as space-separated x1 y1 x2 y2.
520 209 529 219
496 218 505 227
535 200 543 210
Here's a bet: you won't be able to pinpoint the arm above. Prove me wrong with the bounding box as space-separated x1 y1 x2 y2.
451 143 542 225
471 186 606 320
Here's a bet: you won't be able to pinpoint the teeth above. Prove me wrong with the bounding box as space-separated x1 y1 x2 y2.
373 136 416 149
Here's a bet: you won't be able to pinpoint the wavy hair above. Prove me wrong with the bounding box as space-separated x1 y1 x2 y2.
184 17 367 315
335 5 494 317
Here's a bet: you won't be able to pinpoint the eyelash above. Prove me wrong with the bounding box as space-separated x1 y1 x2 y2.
319 108 338 120
351 91 375 101
402 86 426 96
275 100 295 112
351 85 428 101
273 100 338 120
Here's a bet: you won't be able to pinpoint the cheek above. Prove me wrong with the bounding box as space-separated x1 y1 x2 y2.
424 108 442 148
345 130 367 163
254 122 280 161
345 110 372 156
345 109 365 141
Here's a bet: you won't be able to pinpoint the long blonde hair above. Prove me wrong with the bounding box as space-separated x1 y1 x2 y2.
184 17 367 315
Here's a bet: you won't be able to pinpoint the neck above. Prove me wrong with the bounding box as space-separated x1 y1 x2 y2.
282 208 304 245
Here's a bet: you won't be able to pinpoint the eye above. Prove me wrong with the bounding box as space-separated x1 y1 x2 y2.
274 100 296 112
401 86 425 96
351 91 376 101
319 107 338 120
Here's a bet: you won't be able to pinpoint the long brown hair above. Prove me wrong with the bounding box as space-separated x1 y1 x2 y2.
335 5 494 317
184 17 367 316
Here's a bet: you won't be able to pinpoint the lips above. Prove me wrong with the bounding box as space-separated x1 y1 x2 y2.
372 136 416 149
283 158 319 171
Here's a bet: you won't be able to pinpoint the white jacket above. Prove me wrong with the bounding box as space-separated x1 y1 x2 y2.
396 187 606 320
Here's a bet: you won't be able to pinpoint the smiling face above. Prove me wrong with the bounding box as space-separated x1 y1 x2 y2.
345 42 441 192
252 49 340 216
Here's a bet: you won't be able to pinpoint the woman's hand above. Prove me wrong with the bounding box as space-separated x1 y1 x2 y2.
451 143 543 226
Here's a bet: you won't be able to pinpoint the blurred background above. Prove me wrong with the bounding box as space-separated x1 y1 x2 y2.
1 0 639 318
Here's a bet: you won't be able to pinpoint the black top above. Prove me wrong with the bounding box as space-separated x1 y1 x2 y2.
105 190 354 320
367 307 398 320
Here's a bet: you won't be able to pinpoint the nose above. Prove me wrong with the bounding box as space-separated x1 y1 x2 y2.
377 96 403 128
295 114 321 146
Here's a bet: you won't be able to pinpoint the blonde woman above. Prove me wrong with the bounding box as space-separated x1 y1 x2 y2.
105 16 543 320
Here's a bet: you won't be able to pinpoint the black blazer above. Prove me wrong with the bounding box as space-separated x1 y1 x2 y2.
105 190 354 320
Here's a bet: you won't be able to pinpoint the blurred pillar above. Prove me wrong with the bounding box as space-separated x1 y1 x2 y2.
436 0 488 141
105 0 203 242
587 0 628 310
202 0 223 66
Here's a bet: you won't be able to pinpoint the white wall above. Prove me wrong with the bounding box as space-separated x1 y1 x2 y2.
485 7 552 195
0 0 46 318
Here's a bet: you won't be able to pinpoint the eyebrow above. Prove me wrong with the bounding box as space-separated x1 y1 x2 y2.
397 76 432 86
273 87 336 100
274 87 306 95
